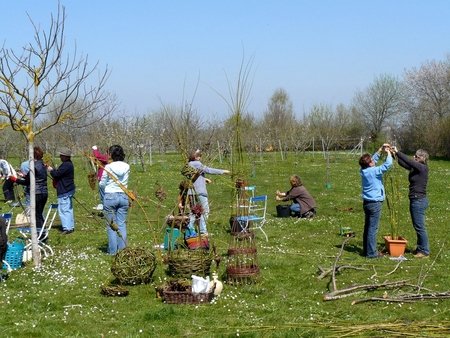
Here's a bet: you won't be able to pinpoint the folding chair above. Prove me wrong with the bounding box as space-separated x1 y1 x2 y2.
236 195 268 241
19 203 58 259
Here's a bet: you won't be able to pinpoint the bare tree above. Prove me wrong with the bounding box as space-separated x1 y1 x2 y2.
401 58 450 155
308 104 342 152
354 74 404 140
262 88 296 150
404 59 450 121
0 5 110 266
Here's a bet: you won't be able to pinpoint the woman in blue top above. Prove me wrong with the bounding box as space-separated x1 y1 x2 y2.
187 149 230 234
359 145 393 258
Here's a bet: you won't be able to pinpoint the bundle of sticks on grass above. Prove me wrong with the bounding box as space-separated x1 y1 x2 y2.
320 237 450 304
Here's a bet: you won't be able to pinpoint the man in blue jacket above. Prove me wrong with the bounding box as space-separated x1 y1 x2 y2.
359 145 393 258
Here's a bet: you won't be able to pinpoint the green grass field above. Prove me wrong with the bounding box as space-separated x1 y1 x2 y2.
1 152 449 337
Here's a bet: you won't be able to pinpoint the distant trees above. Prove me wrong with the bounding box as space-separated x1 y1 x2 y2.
262 88 296 150
401 58 450 156
353 74 404 142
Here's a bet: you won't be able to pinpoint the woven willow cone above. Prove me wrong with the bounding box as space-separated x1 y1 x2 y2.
166 249 213 278
111 247 157 285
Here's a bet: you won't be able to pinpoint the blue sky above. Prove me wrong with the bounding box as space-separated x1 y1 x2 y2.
3 1 450 120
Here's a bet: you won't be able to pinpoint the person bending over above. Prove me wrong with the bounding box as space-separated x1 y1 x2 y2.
276 175 317 218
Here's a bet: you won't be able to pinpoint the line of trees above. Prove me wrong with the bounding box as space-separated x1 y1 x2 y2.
1 9 450 169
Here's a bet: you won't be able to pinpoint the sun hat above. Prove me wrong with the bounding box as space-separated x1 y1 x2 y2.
58 147 72 157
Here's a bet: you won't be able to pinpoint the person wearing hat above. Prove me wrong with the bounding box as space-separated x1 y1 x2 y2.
47 147 76 234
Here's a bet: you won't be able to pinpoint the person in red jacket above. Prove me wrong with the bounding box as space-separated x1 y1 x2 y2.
92 146 109 210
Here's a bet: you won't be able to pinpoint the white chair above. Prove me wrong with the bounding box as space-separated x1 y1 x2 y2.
243 185 256 198
19 203 58 259
236 195 268 241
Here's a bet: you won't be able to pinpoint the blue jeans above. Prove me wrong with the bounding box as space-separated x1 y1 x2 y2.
198 195 209 220
104 192 128 255
58 190 75 231
188 194 208 234
363 200 382 258
290 203 301 214
410 197 429 255
98 185 105 205
189 214 207 234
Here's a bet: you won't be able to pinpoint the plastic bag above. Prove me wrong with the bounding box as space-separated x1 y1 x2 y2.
191 275 210 294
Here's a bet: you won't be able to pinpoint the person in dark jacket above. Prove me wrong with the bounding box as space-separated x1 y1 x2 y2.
14 146 48 230
47 147 76 234
394 147 430 258
276 175 317 218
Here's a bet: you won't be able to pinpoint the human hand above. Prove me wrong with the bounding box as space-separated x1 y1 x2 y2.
223 170 230 175
92 145 98 150
47 166 53 172
205 178 212 184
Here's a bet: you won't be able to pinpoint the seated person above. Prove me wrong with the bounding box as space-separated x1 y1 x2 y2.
276 175 317 218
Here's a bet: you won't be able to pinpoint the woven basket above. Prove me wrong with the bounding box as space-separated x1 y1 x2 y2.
160 279 214 304
100 285 129 297
166 249 212 278
227 265 260 278
111 247 157 285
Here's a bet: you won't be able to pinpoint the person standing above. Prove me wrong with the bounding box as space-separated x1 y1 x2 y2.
14 147 48 231
359 145 393 258
394 148 430 258
0 158 18 204
275 175 317 218
18 160 31 213
48 147 76 235
187 149 230 235
99 145 130 255
92 145 109 210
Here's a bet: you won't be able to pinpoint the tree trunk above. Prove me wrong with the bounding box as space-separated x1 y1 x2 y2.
28 141 41 266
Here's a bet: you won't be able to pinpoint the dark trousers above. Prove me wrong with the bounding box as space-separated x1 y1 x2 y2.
35 193 48 230
2 179 15 201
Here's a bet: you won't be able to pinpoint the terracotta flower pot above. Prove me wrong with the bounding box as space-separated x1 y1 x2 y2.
384 236 408 257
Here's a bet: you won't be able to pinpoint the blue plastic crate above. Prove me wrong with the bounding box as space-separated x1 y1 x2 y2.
2 240 25 270
163 227 180 250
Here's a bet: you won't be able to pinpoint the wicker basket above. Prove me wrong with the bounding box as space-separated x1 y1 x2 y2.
111 247 157 285
162 289 214 304
166 249 212 278
226 265 260 278
160 279 214 304
100 285 129 297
